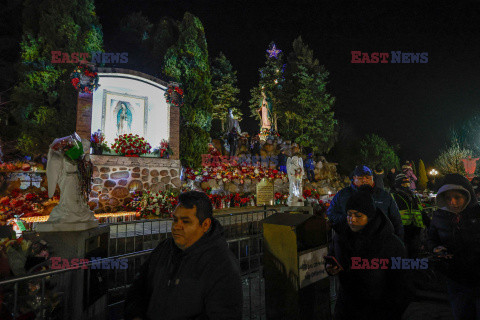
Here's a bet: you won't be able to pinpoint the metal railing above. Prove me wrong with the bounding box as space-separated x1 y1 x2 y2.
107 208 277 256
1 207 277 320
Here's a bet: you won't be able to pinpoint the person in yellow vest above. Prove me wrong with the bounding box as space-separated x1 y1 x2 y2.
391 174 425 258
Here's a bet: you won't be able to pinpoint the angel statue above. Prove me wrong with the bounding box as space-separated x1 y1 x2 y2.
35 133 98 232
287 154 304 206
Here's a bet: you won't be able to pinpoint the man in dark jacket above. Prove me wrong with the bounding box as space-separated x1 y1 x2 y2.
387 168 397 190
227 128 238 158
427 174 480 319
304 153 316 182
327 165 404 240
277 149 287 174
124 191 243 320
326 191 409 319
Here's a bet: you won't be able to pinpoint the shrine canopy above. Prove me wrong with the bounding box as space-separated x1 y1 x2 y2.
90 69 170 149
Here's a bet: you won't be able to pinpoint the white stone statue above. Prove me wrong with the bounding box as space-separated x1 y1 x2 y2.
36 137 98 232
226 108 241 134
287 155 304 206
258 91 272 131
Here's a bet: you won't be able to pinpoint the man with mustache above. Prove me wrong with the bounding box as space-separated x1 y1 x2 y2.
124 191 243 320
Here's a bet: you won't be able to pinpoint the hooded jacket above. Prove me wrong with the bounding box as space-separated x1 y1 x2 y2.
329 209 409 319
427 173 480 286
326 184 404 240
124 218 243 320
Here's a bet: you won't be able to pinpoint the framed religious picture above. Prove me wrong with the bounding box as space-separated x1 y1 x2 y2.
101 90 148 145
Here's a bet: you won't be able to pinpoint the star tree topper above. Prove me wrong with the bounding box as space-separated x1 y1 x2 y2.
267 43 282 59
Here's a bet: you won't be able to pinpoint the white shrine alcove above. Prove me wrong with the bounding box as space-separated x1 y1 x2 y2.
90 71 170 149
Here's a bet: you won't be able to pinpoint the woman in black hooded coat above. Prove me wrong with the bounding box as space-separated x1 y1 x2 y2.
427 173 480 319
326 191 409 320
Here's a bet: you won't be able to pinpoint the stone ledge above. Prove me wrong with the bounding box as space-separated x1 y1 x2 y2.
90 155 181 168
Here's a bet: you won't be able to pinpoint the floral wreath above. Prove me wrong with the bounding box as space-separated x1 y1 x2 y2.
164 83 184 107
70 64 100 94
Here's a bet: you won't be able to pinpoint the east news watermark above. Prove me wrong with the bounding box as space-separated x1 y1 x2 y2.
351 51 428 63
50 257 128 270
351 257 429 270
51 51 128 64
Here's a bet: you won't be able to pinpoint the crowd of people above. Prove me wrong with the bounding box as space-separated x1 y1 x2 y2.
326 164 480 319
123 162 480 320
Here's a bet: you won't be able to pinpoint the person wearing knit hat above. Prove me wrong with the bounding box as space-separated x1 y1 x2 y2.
326 191 409 319
427 173 480 319
327 164 404 240
345 190 377 232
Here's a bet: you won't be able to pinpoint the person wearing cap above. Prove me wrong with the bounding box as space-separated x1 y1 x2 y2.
304 153 316 182
427 173 480 319
327 165 404 240
391 174 425 258
325 191 409 319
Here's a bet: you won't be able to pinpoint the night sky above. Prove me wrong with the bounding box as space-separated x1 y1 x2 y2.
96 0 480 166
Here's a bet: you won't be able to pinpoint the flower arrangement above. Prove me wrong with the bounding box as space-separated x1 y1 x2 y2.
70 64 99 93
207 143 222 156
0 161 44 172
183 165 287 184
129 188 179 218
164 83 184 107
90 130 110 154
157 139 173 158
0 189 59 222
111 134 151 157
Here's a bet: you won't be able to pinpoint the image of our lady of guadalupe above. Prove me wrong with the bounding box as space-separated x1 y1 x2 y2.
116 102 132 136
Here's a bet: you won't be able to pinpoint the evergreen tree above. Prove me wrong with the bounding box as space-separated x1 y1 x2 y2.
11 0 103 156
164 12 213 168
358 134 400 172
418 159 428 191
279 37 337 153
211 52 241 134
249 42 285 131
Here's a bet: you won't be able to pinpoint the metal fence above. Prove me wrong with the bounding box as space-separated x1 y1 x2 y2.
0 208 277 320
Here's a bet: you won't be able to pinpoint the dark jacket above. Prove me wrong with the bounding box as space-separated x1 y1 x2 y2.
329 210 409 320
327 184 404 240
124 219 243 320
304 157 315 170
427 174 480 286
277 152 287 167
387 171 397 189
374 170 385 189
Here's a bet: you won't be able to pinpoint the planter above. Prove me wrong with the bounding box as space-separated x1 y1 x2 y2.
92 146 103 155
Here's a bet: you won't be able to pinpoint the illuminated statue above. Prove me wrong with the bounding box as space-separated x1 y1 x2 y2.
226 108 241 134
117 103 131 136
287 155 304 206
36 134 98 232
258 90 272 131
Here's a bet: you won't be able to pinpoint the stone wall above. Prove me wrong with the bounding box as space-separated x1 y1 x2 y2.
88 155 181 212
